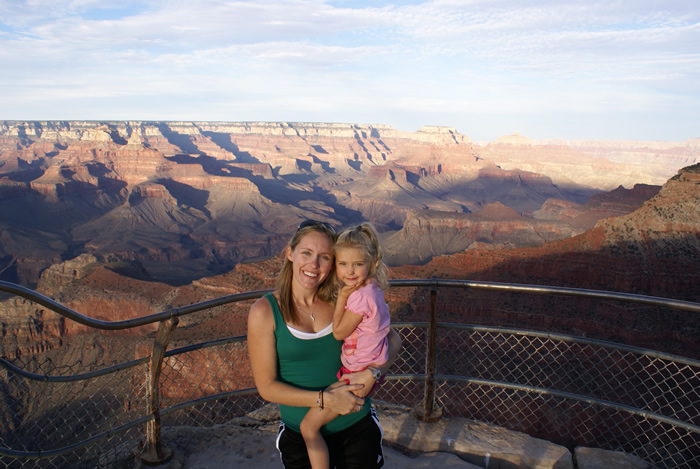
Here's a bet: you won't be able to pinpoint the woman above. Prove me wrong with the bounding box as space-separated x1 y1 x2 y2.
247 220 401 468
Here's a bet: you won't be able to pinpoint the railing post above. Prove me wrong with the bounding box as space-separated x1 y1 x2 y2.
140 316 178 465
413 278 443 422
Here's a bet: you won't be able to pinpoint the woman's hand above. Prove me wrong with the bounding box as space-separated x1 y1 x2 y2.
322 381 365 414
339 369 375 398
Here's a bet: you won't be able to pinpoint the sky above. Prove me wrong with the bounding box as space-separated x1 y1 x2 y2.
0 0 698 142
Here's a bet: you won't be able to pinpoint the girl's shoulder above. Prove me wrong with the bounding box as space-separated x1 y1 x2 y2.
349 279 376 294
365 279 384 293
348 280 383 303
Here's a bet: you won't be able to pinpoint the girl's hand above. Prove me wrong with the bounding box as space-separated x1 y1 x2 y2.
337 281 362 301
338 278 369 301
339 369 375 398
323 381 365 414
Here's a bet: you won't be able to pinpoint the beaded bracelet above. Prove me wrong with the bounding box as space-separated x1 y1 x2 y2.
317 390 324 409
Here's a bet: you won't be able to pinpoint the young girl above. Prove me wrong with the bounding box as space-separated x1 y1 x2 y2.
299 223 391 469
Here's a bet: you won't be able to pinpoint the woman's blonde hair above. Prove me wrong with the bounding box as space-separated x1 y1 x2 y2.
276 220 338 324
333 223 389 298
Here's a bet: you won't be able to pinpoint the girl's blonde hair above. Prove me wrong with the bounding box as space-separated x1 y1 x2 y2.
276 221 337 324
333 223 389 296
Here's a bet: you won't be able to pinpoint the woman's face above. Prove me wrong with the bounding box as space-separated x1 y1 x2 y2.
286 230 335 291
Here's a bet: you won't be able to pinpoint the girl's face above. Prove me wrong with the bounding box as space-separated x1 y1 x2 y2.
335 247 370 288
287 230 334 291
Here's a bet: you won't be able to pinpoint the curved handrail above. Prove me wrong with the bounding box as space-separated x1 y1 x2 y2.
1 280 698 467
0 280 271 330
0 336 249 383
435 375 700 435
437 322 700 367
0 356 149 383
0 388 260 459
2 279 698 332
7 322 699 381
3 322 698 458
388 279 700 312
0 416 154 459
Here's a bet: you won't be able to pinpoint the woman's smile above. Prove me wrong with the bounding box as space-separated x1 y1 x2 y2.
287 231 334 288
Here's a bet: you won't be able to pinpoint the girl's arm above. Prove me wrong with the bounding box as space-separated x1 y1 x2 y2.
332 283 363 340
247 296 363 414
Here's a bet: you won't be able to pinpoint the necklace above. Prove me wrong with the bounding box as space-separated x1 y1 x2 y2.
293 295 317 322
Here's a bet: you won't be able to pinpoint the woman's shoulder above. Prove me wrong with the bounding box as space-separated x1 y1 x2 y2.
249 292 277 323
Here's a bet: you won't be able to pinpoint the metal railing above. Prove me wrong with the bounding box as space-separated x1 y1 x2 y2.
1 279 699 468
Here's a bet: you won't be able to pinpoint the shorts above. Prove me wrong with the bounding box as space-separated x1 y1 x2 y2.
276 407 384 469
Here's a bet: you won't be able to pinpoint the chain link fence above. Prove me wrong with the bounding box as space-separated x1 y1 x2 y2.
1 280 699 468
382 324 700 468
0 351 150 468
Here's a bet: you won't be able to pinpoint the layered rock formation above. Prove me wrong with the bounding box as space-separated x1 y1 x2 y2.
392 163 700 357
1 130 697 469
3 120 691 287
1 164 697 362
0 166 696 469
382 183 662 265
481 132 699 190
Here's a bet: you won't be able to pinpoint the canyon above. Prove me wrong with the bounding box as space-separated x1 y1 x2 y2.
0 153 697 362
0 123 698 467
0 121 698 360
2 121 697 288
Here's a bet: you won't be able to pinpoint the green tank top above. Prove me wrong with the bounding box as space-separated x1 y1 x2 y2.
267 293 369 433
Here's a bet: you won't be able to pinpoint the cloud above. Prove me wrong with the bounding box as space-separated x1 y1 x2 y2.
1 0 698 140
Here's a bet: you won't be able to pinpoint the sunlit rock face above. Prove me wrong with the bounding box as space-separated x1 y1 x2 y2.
0 164 697 367
1 123 696 469
1 121 694 288
391 163 700 358
481 132 699 191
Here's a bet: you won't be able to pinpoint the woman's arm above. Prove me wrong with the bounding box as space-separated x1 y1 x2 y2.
247 296 364 414
377 327 402 375
342 328 402 397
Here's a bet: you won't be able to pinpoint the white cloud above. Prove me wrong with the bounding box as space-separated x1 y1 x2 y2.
0 0 698 140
